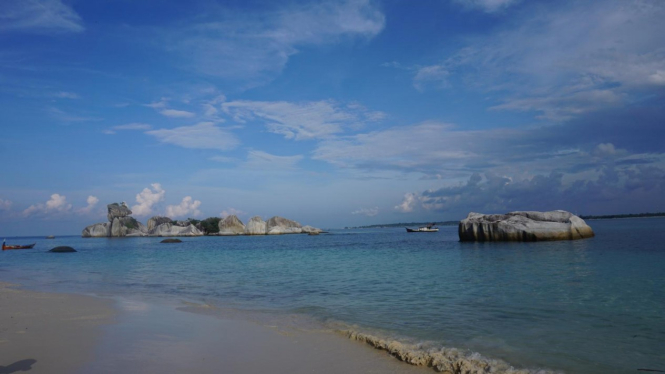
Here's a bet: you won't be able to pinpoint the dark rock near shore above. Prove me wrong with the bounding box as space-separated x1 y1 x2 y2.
160 238 182 243
49 246 77 253
459 210 595 242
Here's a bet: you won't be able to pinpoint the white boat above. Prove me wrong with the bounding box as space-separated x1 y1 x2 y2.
405 224 439 233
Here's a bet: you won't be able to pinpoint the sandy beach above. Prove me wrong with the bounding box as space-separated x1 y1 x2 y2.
1 282 427 374
0 282 116 373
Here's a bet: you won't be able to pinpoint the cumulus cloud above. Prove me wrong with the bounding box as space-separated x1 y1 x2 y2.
131 183 165 217
0 198 12 211
0 0 84 34
395 193 418 213
165 0 385 85
146 122 239 151
401 165 665 217
221 207 246 218
77 195 99 214
351 207 379 217
166 196 202 218
222 100 384 140
23 193 72 217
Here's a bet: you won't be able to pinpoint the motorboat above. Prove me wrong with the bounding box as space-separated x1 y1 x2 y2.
2 239 36 250
405 224 439 233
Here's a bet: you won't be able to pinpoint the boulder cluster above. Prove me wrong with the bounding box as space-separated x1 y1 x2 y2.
458 210 595 242
217 215 322 236
82 203 203 237
82 203 322 238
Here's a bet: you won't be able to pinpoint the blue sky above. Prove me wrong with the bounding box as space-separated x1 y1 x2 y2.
1 0 664 235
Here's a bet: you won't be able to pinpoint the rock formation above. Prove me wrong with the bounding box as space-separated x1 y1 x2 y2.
244 216 267 235
83 203 320 238
148 222 203 237
147 216 172 231
266 216 302 234
458 210 594 242
218 215 246 235
107 202 131 222
82 203 202 237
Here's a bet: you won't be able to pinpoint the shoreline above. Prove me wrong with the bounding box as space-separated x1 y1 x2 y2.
0 281 431 374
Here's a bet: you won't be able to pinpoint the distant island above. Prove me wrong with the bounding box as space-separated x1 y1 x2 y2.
346 212 665 229
579 212 665 220
344 221 459 229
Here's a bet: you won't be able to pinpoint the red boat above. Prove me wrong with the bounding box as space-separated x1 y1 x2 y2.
2 239 36 250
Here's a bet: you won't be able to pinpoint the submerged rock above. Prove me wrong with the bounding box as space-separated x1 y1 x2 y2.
458 210 594 242
244 216 267 235
49 246 77 253
160 238 182 243
266 216 302 235
218 215 245 236
107 202 132 222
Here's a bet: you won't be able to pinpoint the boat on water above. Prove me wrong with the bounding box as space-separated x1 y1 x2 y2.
405 224 439 233
2 239 36 250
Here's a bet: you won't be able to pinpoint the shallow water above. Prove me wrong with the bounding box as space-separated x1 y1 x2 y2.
1 218 664 373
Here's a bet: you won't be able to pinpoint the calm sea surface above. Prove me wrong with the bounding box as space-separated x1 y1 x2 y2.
1 218 664 373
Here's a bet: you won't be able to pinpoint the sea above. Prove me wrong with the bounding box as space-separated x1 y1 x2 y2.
1 217 663 373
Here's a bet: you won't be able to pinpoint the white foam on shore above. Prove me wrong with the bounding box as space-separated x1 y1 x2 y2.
342 330 560 374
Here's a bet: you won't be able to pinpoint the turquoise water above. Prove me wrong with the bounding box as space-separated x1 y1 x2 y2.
1 218 664 373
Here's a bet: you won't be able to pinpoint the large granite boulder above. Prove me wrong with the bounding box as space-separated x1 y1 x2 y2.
266 216 303 235
458 210 594 242
148 223 203 237
147 216 173 231
82 222 111 237
107 202 132 222
244 216 267 235
218 215 245 236
110 216 147 237
301 225 323 234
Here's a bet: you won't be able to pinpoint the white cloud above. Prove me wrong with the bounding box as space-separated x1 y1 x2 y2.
222 100 384 140
220 207 246 218
418 0 665 120
23 193 72 217
131 183 165 217
209 155 239 164
351 207 379 217
414 65 450 91
77 195 99 214
104 123 152 135
0 198 12 211
244 150 303 170
166 196 202 218
453 0 521 13
48 107 101 122
160 109 196 118
395 193 418 213
0 0 84 34
167 0 384 84
146 122 239 151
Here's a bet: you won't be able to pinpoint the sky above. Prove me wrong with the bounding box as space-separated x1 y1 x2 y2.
1 0 664 235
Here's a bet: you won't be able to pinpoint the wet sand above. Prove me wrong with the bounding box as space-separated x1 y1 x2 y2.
1 282 428 374
0 282 116 373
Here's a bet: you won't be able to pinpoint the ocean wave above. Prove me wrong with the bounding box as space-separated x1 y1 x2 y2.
341 330 559 374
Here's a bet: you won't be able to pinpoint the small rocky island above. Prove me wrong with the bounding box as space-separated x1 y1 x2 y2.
82 203 322 237
458 210 594 242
